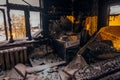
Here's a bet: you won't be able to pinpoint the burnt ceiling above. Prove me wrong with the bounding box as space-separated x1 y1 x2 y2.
109 0 120 5
44 0 94 16
44 0 120 15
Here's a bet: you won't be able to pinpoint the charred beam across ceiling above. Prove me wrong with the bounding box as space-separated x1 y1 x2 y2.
109 0 120 5
43 0 94 16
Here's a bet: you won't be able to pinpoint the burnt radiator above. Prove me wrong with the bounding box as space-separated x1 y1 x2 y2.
0 47 28 70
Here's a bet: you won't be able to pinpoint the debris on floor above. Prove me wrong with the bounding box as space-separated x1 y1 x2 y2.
27 61 66 73
0 53 70 80
74 55 120 80
2 26 120 80
28 52 68 80
30 53 63 67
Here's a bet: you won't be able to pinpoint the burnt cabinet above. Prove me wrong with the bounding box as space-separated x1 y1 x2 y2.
53 39 80 63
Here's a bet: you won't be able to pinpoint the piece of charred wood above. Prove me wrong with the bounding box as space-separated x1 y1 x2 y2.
100 71 120 80
14 64 27 78
26 61 66 73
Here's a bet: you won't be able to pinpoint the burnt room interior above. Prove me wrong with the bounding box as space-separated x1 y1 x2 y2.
0 0 120 80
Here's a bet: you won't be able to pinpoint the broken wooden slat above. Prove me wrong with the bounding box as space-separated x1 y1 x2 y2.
26 61 66 73
23 47 27 63
0 51 5 70
19 50 23 63
4 50 11 70
9 50 15 68
14 48 19 64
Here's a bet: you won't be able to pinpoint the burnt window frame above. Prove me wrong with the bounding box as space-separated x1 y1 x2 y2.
0 9 8 41
7 0 42 41
0 0 43 42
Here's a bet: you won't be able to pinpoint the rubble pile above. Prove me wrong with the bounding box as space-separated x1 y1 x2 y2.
74 55 120 80
28 52 69 80
0 53 70 80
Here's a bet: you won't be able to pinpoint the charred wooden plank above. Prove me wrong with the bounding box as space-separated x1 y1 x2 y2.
26 61 66 73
